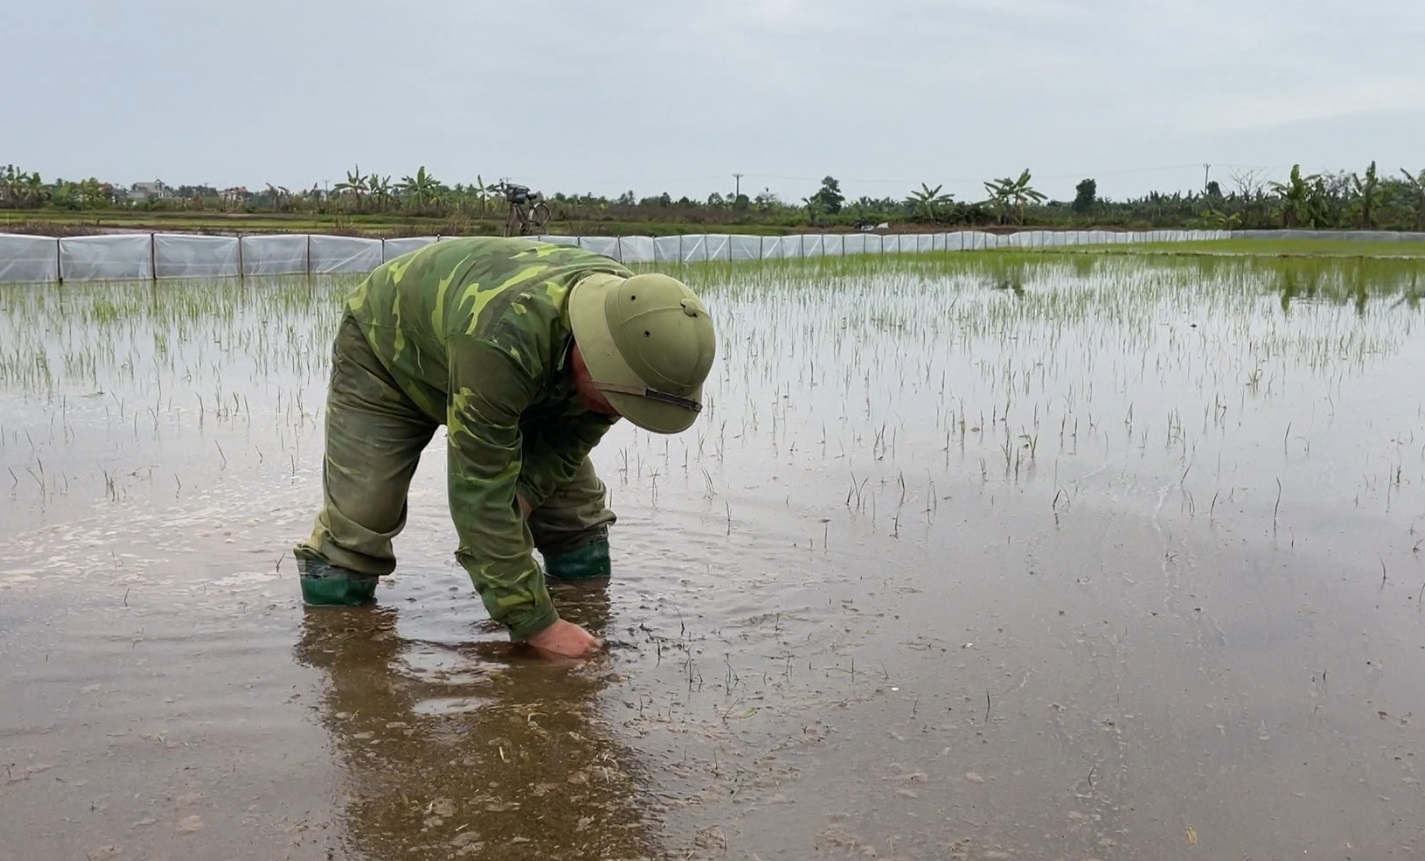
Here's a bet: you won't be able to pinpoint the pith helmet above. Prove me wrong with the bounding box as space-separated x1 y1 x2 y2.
569 272 716 434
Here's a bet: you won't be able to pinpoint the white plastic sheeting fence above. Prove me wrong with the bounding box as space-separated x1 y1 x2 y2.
1 228 1419 284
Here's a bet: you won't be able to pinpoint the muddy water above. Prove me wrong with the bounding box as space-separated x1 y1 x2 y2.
2 254 1423 860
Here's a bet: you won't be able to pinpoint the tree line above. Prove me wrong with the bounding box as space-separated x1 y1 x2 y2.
3 161 1424 232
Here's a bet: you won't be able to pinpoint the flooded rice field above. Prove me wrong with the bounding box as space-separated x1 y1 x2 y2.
2 252 1424 860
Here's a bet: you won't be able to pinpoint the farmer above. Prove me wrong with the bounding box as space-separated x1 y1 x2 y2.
291 237 717 659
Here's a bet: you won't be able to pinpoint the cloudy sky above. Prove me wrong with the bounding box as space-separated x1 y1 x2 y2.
5 0 1423 204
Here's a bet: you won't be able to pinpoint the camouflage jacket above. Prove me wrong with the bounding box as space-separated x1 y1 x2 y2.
345 237 633 640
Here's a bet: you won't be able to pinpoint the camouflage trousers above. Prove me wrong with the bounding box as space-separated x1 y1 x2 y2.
294 313 616 579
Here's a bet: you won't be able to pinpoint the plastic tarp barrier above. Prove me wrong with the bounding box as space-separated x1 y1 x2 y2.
1229 228 1424 243
675 234 706 263
153 234 240 279
963 232 990 251
616 236 656 263
382 236 440 261
704 234 731 261
0 233 60 283
15 226 1415 285
310 236 382 274
576 236 619 259
60 234 153 281
652 236 682 264
729 235 762 262
237 235 306 276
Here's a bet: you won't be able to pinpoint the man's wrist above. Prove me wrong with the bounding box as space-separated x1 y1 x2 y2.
507 603 559 642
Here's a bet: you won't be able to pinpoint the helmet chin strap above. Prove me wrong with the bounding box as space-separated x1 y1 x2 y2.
595 381 702 413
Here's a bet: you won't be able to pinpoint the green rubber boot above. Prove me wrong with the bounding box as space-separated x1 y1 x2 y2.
544 537 611 580
297 556 379 606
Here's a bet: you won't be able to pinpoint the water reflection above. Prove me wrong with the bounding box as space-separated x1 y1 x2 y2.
292 581 663 861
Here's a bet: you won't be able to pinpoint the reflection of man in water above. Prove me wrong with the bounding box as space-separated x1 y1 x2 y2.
291 237 716 660
292 584 664 860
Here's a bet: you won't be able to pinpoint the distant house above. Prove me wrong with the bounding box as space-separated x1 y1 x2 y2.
220 186 251 205
127 180 173 202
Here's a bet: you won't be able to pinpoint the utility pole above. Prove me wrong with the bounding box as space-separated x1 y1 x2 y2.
733 173 743 199
1203 163 1211 191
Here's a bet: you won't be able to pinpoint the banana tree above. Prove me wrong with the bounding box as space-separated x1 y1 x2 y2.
1400 168 1425 231
333 164 368 211
367 174 394 212
983 169 1045 225
50 180 79 210
801 195 823 226
1268 164 1319 227
264 183 295 212
0 164 23 206
906 182 953 222
474 174 492 215
21 171 46 206
75 177 110 209
397 166 439 212
1348 161 1380 228
1197 207 1242 229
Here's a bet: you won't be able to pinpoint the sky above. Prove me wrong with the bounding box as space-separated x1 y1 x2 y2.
4 0 1424 205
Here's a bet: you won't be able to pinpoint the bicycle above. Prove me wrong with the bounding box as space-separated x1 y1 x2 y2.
497 182 551 236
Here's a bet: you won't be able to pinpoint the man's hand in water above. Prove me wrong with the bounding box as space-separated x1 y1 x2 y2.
513 497 600 658
526 619 602 659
